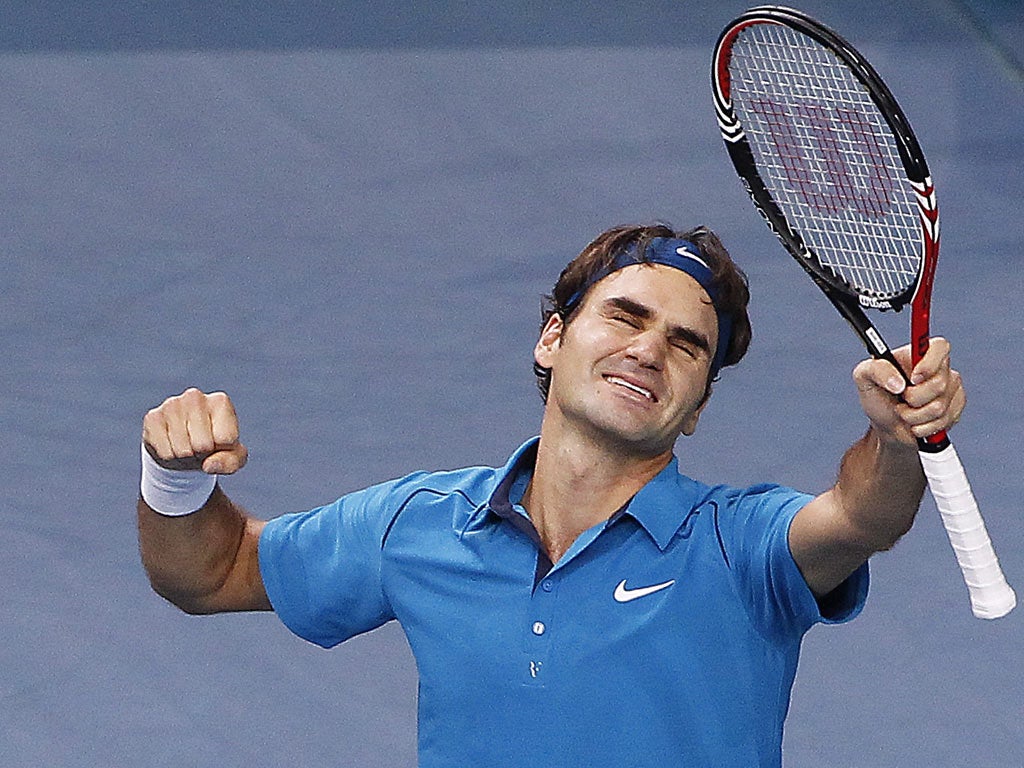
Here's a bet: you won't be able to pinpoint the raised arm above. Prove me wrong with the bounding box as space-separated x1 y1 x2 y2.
138 388 270 614
790 338 965 598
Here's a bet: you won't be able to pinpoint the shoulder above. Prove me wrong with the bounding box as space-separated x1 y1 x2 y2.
314 462 500 519
268 462 500 542
390 463 498 501
373 463 500 520
647 458 809 517
692 481 814 556
703 481 813 515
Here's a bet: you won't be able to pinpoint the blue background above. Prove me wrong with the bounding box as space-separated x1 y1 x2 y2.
2 1 1022 765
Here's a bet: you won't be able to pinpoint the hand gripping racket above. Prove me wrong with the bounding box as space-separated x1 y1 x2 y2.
712 6 1015 618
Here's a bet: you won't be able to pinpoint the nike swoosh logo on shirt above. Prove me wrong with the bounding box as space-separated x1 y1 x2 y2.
613 578 676 603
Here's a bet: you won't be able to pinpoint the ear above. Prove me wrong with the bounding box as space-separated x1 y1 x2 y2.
680 386 712 436
534 314 564 369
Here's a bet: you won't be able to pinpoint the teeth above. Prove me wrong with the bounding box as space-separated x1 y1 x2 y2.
607 376 653 400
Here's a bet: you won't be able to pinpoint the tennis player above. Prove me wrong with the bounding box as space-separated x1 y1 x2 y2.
137 223 964 767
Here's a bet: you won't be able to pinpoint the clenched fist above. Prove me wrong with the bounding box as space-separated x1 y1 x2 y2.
142 388 248 475
852 337 965 447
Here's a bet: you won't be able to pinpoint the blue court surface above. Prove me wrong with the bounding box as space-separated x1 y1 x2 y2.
2 1 1022 765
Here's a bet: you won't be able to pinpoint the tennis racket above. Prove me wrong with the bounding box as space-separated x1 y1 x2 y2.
712 6 1015 619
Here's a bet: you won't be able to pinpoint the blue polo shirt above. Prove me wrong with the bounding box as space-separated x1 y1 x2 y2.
259 438 868 767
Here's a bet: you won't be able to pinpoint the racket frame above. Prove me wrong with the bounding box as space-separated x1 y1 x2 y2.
713 5 943 446
712 5 1015 618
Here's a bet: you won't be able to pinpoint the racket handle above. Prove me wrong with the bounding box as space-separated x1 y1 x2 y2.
919 443 1016 619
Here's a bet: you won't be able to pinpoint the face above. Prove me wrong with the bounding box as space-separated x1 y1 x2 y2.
534 264 719 458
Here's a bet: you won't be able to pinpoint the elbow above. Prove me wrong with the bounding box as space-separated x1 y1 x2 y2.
144 567 220 615
874 522 914 553
855 508 917 554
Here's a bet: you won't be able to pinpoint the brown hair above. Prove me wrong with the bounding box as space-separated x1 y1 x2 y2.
533 223 752 401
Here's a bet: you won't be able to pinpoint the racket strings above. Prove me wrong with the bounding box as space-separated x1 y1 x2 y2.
729 24 922 300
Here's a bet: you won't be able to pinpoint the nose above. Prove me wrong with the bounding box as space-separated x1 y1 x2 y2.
624 329 666 370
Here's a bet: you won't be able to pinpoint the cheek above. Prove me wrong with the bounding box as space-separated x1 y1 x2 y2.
667 357 713 404
560 320 623 359
584 320 635 350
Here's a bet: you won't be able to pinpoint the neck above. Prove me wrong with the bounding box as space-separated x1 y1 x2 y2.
522 416 672 563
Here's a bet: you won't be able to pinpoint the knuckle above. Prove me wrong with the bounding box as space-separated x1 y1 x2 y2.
208 390 230 406
180 387 206 406
142 408 163 428
209 391 237 417
162 394 185 416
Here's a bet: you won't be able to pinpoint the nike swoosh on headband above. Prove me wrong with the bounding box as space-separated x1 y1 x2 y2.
675 244 711 270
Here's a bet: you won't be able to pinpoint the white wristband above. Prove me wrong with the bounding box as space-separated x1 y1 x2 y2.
140 443 218 517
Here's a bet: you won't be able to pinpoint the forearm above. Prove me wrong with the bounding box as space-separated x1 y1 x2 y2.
138 486 268 614
792 339 962 597
138 388 269 614
833 427 926 552
793 428 926 597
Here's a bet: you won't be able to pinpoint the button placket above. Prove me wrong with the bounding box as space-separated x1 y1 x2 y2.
522 571 558 685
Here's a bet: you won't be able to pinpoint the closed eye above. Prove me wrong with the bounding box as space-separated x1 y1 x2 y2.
610 313 641 329
668 329 711 360
601 295 712 360
602 297 651 329
670 338 698 357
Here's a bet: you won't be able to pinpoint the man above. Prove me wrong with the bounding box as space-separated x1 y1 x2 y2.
138 223 964 767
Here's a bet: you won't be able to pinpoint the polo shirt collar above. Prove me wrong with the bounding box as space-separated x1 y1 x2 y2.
488 437 539 518
471 438 707 552
616 453 707 551
460 438 540 533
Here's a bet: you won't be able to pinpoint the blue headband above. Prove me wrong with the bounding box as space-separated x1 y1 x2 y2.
565 237 733 377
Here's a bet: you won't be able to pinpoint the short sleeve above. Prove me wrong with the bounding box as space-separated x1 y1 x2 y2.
258 478 413 648
717 484 869 641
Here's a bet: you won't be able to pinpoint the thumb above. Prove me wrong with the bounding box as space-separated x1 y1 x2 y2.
200 443 249 475
853 357 907 398
852 358 917 445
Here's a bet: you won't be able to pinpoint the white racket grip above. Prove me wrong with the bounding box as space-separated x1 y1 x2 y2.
919 444 1016 619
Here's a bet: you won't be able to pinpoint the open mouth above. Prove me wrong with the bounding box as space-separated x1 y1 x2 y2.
605 375 657 402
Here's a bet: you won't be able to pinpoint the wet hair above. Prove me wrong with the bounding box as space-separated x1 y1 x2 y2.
533 223 752 402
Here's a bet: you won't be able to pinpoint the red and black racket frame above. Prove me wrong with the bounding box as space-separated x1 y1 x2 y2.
712 5 947 452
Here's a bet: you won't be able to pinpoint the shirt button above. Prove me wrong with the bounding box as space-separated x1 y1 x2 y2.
532 621 546 636
541 579 554 592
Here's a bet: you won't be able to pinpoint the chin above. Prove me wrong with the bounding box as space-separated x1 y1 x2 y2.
588 420 676 458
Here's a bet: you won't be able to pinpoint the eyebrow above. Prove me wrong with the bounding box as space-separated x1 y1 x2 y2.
602 296 713 356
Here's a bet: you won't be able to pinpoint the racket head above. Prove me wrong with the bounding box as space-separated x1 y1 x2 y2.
712 6 939 319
